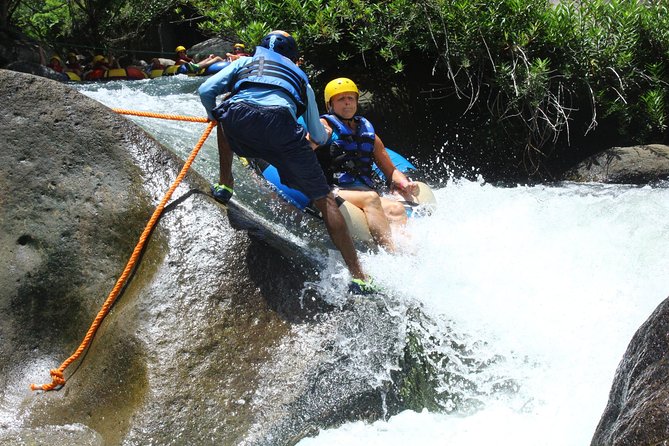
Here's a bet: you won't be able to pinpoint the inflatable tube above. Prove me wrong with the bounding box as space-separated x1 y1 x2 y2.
163 65 180 76
84 68 106 81
126 66 148 80
204 61 230 76
64 71 81 82
149 68 164 79
175 64 202 76
176 64 189 75
249 158 311 210
243 148 436 244
104 68 128 79
337 198 374 245
374 148 417 178
413 181 437 206
102 67 148 81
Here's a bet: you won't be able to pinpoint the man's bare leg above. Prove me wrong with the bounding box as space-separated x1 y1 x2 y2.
217 123 234 187
313 193 366 281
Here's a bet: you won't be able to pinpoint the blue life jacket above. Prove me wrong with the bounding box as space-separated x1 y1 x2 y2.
230 46 308 116
321 114 376 188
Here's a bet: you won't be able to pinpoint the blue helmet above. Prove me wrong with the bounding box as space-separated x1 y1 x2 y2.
260 31 298 62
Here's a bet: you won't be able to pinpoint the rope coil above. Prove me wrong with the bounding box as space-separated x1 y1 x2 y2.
31 111 215 391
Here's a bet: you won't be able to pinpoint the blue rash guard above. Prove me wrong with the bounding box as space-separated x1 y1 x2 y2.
198 46 331 201
198 47 327 145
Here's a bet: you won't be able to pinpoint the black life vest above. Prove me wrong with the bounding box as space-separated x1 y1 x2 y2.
319 114 376 188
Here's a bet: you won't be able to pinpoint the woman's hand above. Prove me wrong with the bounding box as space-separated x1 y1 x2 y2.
390 170 419 198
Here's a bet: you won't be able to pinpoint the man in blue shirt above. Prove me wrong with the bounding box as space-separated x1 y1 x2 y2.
198 30 372 292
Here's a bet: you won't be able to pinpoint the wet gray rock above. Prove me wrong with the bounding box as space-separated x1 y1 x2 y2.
0 70 411 445
0 423 103 446
591 296 669 446
0 28 43 68
0 28 69 82
563 144 669 184
6 60 68 82
189 37 236 59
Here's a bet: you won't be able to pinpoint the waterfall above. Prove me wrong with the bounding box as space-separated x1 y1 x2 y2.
76 77 669 446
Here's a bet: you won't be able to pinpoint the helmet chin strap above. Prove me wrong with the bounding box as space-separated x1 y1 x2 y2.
331 110 356 127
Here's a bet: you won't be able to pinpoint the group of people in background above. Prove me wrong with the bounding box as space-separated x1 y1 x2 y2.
40 48 84 77
41 42 250 81
41 47 144 80
143 42 248 76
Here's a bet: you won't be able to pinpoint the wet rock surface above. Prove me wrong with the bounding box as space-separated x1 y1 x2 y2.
591 296 669 446
0 70 410 445
563 144 669 184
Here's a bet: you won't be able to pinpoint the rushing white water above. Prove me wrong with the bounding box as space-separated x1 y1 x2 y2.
76 77 669 446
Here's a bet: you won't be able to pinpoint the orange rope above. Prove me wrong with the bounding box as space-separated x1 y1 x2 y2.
111 108 209 123
31 118 216 392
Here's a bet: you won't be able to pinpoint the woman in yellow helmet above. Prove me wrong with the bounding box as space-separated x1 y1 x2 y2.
47 55 64 73
174 45 227 74
226 43 250 61
83 54 110 80
317 77 419 253
174 45 193 65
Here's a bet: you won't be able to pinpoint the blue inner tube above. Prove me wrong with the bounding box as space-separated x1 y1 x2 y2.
205 61 229 75
247 148 417 213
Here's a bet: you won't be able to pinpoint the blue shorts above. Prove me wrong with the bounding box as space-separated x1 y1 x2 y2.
215 101 330 201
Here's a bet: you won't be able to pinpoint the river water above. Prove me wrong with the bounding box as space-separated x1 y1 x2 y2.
76 76 669 446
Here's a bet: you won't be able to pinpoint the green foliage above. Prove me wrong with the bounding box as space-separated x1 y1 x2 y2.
12 0 71 41
397 328 441 412
9 0 669 178
183 0 669 178
10 0 183 48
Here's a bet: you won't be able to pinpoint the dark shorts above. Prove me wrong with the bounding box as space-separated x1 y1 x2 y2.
215 101 330 201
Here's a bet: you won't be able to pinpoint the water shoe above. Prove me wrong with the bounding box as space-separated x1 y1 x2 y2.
348 278 379 295
211 183 233 204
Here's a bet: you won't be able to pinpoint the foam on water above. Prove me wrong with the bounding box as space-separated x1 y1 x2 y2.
306 180 669 445
75 80 669 445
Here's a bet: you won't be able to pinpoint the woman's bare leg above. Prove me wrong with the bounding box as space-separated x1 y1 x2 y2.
337 189 396 252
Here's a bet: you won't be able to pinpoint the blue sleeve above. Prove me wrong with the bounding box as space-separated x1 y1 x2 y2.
302 84 327 145
198 60 242 120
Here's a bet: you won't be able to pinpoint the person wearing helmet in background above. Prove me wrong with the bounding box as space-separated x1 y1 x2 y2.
198 30 373 294
83 55 110 80
47 55 64 73
65 52 83 76
175 45 225 74
174 45 193 65
226 43 250 61
317 77 419 253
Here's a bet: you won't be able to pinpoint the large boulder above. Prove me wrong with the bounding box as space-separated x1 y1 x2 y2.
591 296 669 445
0 28 68 81
189 37 236 59
0 28 42 68
0 70 412 445
563 144 669 184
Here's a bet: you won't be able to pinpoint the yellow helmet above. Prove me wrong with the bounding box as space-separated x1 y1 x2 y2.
324 78 359 107
50 55 62 63
233 43 245 49
93 55 105 63
175 45 186 52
